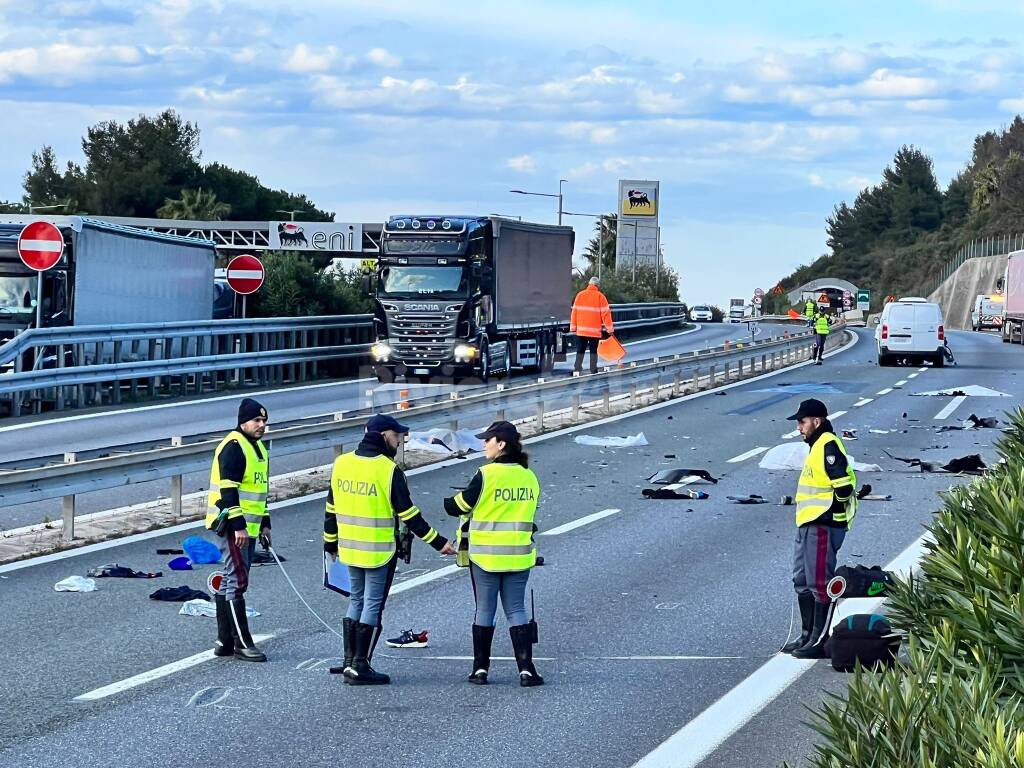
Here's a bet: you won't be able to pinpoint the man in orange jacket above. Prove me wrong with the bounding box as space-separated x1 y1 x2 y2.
571 277 614 374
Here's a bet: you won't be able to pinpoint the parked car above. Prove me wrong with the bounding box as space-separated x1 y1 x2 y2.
875 297 945 367
690 305 713 322
971 294 1004 332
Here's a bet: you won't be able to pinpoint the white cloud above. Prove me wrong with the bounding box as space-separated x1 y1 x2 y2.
808 173 824 187
999 97 1024 111
755 54 791 83
367 47 401 68
973 71 1001 90
904 99 949 112
285 43 337 73
843 176 872 192
590 126 618 144
724 84 758 102
668 72 686 83
506 154 536 173
602 157 630 172
831 50 869 75
856 68 936 98
0 43 142 82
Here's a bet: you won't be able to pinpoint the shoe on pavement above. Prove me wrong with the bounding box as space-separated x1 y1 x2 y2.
386 629 429 649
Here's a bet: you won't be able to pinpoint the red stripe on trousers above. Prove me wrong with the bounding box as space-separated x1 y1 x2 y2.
814 527 828 602
227 537 248 595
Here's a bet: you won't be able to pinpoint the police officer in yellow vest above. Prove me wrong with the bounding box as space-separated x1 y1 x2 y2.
324 414 456 685
204 398 270 662
783 399 856 659
805 298 816 326
812 310 830 365
444 421 543 687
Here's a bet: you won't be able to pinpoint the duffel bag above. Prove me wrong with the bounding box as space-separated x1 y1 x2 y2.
827 564 895 599
829 613 900 672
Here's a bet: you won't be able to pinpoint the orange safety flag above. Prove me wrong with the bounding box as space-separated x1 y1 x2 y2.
787 309 801 319
597 334 626 363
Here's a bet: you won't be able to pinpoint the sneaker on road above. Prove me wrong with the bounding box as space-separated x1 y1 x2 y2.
386 629 429 648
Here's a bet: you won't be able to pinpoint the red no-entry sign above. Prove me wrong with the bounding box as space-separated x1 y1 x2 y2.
226 254 265 295
17 221 64 271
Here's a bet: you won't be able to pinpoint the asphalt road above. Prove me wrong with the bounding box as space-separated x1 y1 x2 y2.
0 321 771 529
0 326 1016 768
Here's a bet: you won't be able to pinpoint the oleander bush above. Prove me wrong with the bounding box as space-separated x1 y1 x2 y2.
789 409 1024 767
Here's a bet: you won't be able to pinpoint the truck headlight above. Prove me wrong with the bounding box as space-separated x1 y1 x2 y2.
371 342 392 361
454 343 477 362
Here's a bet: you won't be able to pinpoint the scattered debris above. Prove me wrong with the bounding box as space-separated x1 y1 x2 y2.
156 548 184 555
856 485 873 500
869 429 895 435
779 495 794 505
407 428 484 455
86 564 161 579
841 429 858 440
942 454 987 474
182 536 221 565
251 548 285 565
727 495 768 504
575 433 649 448
647 468 719 485
964 414 999 429
861 494 892 501
54 576 97 592
168 557 193 571
912 386 1011 398
179 599 259 618
149 586 210 602
642 488 708 500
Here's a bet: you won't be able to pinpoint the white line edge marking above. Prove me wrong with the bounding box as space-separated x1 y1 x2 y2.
853 398 873 407
726 447 769 463
917 367 928 372
2 329 861 574
876 387 893 396
74 634 274 701
542 508 621 536
630 532 931 768
934 395 967 420
907 373 919 379
894 379 908 387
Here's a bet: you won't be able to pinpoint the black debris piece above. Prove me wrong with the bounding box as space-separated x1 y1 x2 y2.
642 488 709 500
647 468 719 484
726 494 768 504
841 429 858 440
935 425 964 433
149 586 210 602
86 564 162 579
156 548 184 555
667 416 674 420
965 414 999 429
861 494 892 501
942 454 987 474
856 484 873 500
779 495 794 505
251 548 285 565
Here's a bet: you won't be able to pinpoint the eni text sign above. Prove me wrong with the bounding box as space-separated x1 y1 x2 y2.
270 221 364 252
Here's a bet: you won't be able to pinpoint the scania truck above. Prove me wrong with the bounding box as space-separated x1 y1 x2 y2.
368 215 574 383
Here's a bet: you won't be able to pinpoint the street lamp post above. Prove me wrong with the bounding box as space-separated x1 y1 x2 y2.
562 211 612 281
275 209 305 221
509 180 568 225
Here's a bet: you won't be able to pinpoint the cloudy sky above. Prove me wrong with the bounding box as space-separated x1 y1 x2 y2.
2 0 1023 306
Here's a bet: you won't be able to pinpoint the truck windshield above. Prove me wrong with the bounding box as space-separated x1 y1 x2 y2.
379 266 467 297
0 276 35 315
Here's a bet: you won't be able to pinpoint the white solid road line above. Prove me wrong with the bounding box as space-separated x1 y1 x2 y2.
727 447 769 463
6 330 862 575
876 387 893 396
542 508 621 536
74 634 275 701
934 395 968 420
630 533 930 768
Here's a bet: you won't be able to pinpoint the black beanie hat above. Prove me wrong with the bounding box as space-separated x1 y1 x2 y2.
238 398 268 425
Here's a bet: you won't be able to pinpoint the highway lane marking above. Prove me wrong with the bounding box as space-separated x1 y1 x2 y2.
853 398 873 407
918 367 928 371
4 330 862 573
630 532 930 768
894 379 908 387
726 447 769 463
73 634 274 702
876 387 893 395
934 395 968 420
542 508 621 536
908 373 919 379
782 409 846 439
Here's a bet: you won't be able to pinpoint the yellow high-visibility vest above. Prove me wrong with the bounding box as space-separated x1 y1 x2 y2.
205 431 269 537
468 463 539 572
815 314 830 335
795 433 856 527
329 452 397 569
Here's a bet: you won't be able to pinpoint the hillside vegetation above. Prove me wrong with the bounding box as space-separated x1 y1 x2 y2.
765 117 1024 313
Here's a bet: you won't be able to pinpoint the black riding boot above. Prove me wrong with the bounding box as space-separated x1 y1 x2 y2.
229 597 267 662
468 625 495 685
510 624 544 687
782 592 815 654
213 595 234 657
329 617 356 676
791 601 831 659
346 622 390 685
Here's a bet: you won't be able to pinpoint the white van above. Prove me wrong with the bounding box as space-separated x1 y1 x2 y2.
875 297 945 367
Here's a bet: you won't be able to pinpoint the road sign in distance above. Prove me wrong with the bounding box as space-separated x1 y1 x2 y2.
17 221 64 271
225 254 265 295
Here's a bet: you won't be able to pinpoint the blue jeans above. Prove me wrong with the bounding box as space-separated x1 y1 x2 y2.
346 558 398 626
470 563 530 627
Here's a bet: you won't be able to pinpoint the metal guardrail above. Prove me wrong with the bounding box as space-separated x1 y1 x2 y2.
0 326 828 541
0 304 686 417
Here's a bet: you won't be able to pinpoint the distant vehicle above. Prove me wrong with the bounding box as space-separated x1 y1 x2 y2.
727 297 746 323
690 305 713 322
971 294 1004 332
213 270 237 319
875 297 945 367
1001 251 1024 343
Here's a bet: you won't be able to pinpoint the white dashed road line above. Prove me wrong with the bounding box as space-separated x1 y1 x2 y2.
853 398 873 407
727 447 770 463
876 388 893 396
542 508 621 536
908 373 919 379
934 395 968 421
894 379 908 387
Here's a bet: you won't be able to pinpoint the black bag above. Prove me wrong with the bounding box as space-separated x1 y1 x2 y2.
828 613 900 672
829 565 894 599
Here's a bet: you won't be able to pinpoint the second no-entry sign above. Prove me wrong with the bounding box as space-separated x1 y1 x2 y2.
226 254 265 295
17 221 65 271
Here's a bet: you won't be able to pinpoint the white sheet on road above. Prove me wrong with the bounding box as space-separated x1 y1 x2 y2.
179 599 259 618
574 432 649 448
912 385 1010 397
758 442 883 472
407 428 484 454
54 576 97 592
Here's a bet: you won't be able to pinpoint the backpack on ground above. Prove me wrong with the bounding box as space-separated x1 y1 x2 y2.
828 613 900 672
